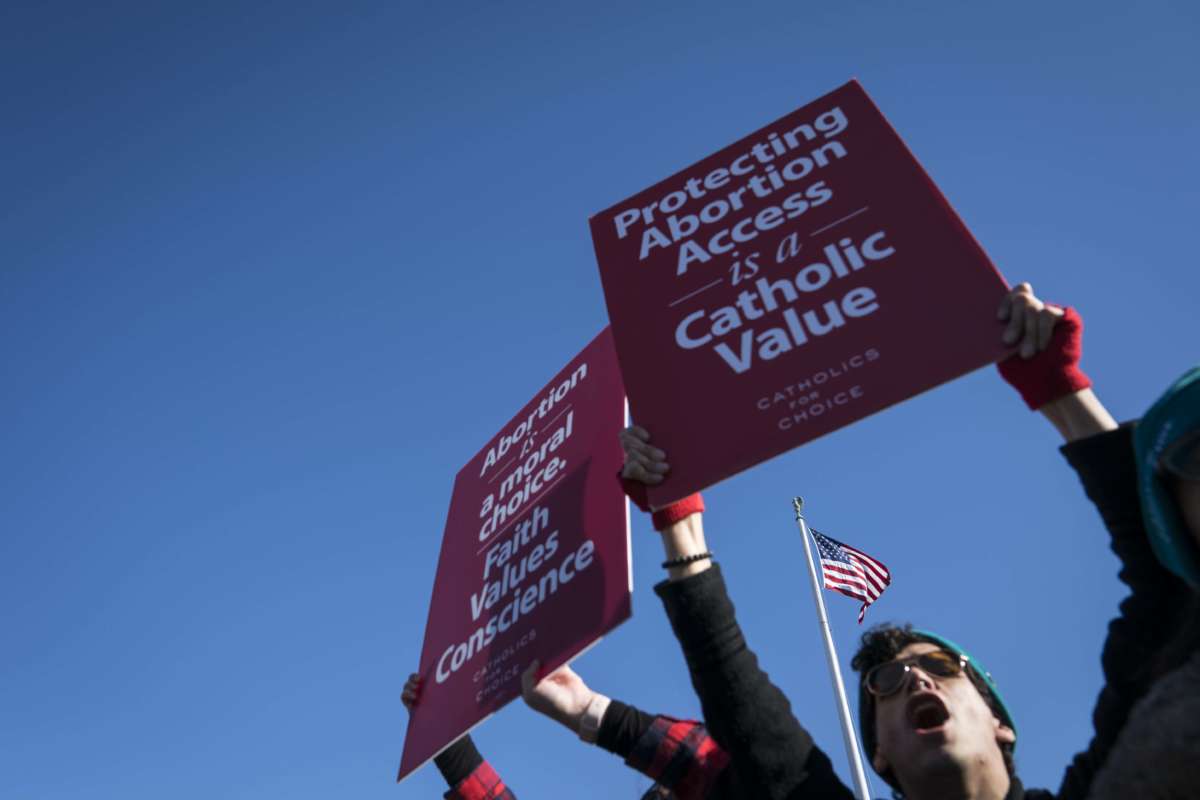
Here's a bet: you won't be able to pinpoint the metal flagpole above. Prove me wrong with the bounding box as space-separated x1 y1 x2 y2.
793 497 873 800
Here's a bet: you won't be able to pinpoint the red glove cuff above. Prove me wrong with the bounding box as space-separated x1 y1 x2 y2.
651 493 705 530
617 473 704 530
996 305 1091 410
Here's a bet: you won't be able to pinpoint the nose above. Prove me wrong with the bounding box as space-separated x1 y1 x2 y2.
904 666 937 692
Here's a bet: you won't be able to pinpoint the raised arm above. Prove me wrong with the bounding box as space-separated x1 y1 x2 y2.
619 426 711 581
402 673 516 800
993 284 1193 798
519 659 730 799
619 429 855 800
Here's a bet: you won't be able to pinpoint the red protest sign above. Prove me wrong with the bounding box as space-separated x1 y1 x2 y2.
590 80 1009 508
397 328 630 783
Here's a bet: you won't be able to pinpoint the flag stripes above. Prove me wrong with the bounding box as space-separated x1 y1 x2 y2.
811 529 891 623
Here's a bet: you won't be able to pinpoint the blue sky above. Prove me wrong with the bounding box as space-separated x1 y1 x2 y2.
2 2 1198 798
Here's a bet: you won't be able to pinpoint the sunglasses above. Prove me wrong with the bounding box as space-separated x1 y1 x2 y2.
864 650 970 697
1159 429 1200 481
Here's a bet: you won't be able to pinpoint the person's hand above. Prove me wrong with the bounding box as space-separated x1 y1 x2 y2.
997 282 1065 360
617 425 705 533
520 660 596 731
620 425 669 486
995 281 1093 415
401 672 422 713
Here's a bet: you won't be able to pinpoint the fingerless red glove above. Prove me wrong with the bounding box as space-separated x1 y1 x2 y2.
618 474 705 530
996 305 1091 410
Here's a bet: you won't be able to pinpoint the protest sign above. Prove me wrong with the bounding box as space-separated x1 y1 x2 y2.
590 80 1010 508
398 328 631 782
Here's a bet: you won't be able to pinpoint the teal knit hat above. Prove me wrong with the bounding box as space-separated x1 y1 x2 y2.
1133 367 1200 589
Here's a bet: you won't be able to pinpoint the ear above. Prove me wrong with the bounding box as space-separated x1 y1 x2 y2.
994 718 1016 745
872 751 889 773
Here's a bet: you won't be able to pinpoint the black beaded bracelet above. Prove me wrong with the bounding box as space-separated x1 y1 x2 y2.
662 551 713 569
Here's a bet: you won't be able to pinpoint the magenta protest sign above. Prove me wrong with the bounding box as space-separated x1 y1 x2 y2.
590 80 1009 508
397 328 630 782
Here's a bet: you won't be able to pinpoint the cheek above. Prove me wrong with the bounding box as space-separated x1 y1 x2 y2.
957 688 999 731
874 704 906 752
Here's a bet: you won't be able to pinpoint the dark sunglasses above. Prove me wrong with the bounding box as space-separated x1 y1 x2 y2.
1159 429 1200 481
864 650 969 697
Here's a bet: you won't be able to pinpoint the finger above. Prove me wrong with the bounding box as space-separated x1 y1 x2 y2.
1002 298 1025 345
1020 306 1039 358
623 453 653 476
996 289 1013 321
1035 310 1057 352
622 462 666 484
621 434 666 462
623 426 651 443
521 660 541 697
551 663 577 681
622 438 657 460
632 458 670 478
626 449 668 473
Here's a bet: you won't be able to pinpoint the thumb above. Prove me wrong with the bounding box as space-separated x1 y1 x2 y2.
521 660 541 700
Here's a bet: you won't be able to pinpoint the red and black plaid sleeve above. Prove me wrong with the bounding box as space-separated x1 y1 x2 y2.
444 761 516 800
624 716 729 799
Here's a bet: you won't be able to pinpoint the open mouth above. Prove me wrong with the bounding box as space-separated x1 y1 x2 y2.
906 695 950 733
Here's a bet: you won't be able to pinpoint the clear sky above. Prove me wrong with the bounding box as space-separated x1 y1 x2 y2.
2 2 1198 798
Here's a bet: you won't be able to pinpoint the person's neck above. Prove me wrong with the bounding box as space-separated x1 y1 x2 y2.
902 756 1011 800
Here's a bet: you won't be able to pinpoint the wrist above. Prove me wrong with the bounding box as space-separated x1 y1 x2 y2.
1038 388 1118 442
660 512 711 580
651 492 704 530
576 692 611 743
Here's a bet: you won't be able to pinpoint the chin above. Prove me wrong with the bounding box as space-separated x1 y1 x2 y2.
902 740 963 777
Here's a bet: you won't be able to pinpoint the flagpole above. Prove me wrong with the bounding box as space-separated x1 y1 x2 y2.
793 497 873 800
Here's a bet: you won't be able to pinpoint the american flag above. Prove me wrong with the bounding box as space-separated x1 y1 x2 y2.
811 529 891 623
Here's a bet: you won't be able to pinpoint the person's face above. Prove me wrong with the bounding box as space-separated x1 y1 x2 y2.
871 642 1015 785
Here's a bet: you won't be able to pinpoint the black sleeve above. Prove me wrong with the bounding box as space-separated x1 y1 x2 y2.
596 698 656 758
1055 424 1191 799
433 735 483 788
655 564 854 800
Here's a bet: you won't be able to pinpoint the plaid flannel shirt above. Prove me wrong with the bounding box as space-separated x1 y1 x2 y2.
444 761 516 800
625 717 730 799
442 716 726 800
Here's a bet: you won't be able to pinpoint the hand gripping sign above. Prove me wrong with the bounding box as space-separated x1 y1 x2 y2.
398 328 631 782
590 80 1009 508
